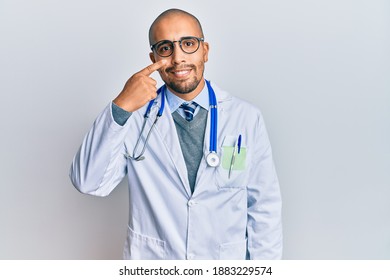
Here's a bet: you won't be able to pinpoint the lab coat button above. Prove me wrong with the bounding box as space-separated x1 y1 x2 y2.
188 200 195 207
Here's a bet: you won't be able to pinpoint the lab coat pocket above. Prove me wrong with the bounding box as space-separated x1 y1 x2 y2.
219 239 247 260
124 226 166 259
215 135 248 189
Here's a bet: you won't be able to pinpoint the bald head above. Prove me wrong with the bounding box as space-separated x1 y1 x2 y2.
148 9 204 45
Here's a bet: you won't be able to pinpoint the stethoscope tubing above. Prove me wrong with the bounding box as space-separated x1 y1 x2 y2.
207 80 217 154
130 86 165 160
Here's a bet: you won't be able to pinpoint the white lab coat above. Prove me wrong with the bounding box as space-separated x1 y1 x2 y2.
70 82 282 260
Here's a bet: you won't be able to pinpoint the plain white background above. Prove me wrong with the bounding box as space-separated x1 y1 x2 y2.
0 0 389 259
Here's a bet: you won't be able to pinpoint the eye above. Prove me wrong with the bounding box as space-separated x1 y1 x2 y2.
158 44 171 53
182 39 196 47
155 41 173 55
185 41 194 47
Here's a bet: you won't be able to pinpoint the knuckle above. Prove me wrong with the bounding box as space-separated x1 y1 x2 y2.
131 73 141 82
150 91 157 99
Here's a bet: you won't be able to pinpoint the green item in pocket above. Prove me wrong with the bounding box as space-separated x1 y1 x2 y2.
221 146 247 170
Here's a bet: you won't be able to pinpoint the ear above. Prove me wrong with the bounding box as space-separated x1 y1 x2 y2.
149 52 156 63
202 42 209 63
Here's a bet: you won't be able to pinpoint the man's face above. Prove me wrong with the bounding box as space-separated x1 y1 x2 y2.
149 14 209 97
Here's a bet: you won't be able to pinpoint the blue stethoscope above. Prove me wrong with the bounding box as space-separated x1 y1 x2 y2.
129 80 220 167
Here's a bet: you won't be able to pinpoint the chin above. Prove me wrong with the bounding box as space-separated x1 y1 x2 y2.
167 78 201 94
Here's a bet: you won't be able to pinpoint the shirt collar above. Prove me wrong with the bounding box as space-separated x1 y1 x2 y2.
165 81 209 113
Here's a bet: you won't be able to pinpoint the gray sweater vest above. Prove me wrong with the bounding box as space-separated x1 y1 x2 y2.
172 108 208 193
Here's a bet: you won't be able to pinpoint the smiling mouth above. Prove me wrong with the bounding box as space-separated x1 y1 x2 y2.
166 64 195 79
170 69 192 78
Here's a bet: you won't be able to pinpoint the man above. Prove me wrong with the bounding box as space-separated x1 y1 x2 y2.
70 8 282 260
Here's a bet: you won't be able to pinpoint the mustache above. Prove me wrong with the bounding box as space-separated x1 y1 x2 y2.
165 64 196 72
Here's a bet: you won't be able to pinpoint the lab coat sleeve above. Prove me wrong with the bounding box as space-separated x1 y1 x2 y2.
246 112 283 259
69 102 130 196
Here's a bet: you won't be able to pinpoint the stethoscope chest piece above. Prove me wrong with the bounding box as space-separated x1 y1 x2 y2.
206 152 220 167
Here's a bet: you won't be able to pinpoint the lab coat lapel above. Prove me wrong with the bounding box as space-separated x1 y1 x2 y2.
193 108 211 191
152 94 192 198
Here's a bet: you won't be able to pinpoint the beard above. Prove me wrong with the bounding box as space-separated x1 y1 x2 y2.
166 76 200 94
163 64 204 94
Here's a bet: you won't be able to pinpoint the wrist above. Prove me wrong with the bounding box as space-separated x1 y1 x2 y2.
113 97 134 112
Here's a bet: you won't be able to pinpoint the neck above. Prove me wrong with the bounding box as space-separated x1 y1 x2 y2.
168 79 205 101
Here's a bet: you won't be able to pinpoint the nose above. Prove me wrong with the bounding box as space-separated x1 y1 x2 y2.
171 41 186 64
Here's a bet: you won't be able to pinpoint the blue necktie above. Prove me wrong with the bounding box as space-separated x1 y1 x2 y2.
180 102 197 121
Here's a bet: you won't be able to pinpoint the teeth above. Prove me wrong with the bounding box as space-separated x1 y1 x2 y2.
175 70 189 74
172 70 190 77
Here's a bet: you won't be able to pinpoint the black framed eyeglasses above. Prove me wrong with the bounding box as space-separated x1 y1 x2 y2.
150 36 204 57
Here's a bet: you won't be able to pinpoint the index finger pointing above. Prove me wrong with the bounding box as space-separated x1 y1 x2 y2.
139 60 167 76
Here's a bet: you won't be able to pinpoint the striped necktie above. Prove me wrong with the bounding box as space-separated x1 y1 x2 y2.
180 102 198 121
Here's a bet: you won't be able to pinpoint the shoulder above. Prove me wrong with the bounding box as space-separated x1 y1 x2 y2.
211 81 263 119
